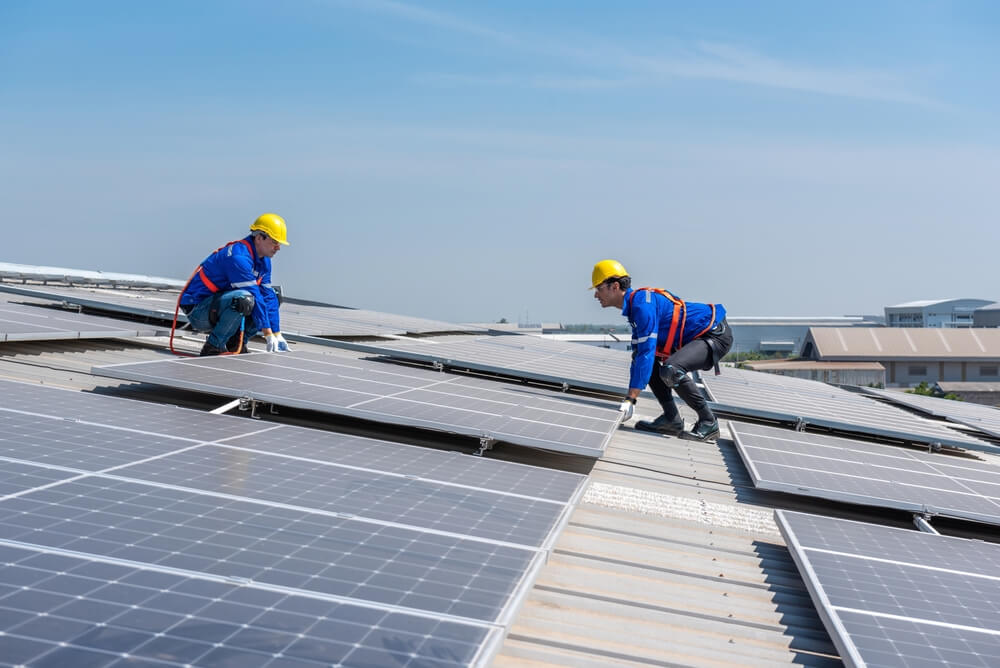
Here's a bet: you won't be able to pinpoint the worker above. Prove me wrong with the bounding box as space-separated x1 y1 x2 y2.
180 213 291 356
591 259 732 441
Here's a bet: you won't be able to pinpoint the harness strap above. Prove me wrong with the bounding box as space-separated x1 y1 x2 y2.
195 239 257 294
629 289 718 358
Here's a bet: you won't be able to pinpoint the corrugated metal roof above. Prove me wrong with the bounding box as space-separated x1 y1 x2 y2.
492 402 852 667
806 327 1000 360
7 327 999 667
745 360 884 371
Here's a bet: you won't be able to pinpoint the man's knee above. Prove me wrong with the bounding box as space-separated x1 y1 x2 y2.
660 364 688 388
230 292 254 316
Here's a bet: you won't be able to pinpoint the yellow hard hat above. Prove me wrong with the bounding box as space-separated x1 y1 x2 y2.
250 213 289 245
591 259 628 288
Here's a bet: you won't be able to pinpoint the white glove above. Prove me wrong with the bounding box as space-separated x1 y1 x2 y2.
618 398 635 422
265 333 289 353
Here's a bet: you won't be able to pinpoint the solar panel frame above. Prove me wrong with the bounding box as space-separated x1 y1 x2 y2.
0 301 167 341
703 367 993 451
92 351 621 457
863 386 1000 440
0 541 502 667
776 510 1000 668
0 283 484 337
288 332 636 396
730 421 1000 526
0 378 589 667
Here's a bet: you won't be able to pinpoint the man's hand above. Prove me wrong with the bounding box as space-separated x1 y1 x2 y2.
618 397 636 422
266 333 289 353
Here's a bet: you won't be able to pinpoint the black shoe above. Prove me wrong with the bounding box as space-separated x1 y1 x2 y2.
686 420 720 442
635 415 685 436
199 342 224 357
225 333 249 354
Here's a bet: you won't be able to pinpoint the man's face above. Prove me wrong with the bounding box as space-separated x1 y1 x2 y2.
593 279 624 309
254 233 282 259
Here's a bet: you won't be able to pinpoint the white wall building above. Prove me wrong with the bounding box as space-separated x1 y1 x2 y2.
884 298 995 328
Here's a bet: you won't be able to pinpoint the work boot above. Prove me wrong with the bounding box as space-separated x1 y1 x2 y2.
635 415 685 436
686 420 720 442
199 341 224 357
226 333 249 354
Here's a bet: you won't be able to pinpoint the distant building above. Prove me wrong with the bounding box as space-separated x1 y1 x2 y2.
727 315 883 357
742 359 885 387
973 302 1000 328
884 298 994 328
933 381 1000 407
801 327 1000 387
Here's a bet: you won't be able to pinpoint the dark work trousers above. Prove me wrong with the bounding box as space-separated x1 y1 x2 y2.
647 320 733 423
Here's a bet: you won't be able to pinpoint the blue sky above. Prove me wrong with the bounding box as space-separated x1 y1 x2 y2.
4 1 999 324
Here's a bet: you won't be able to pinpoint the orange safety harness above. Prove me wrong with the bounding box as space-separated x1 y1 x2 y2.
169 239 258 357
628 287 717 358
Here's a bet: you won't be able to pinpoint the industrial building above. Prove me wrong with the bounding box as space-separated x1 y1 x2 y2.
801 326 1000 388
726 315 883 357
741 359 885 387
973 302 1000 328
883 298 995 328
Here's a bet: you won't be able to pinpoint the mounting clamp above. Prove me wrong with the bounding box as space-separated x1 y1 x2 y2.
432 361 444 372
794 417 807 432
474 435 496 457
239 395 262 419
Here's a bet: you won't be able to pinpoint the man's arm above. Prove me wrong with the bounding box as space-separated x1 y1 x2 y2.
628 301 658 393
223 247 271 331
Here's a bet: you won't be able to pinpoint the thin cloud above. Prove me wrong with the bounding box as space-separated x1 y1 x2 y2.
335 0 943 107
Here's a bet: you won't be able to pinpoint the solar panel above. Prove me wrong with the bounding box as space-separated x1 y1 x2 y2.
730 422 1000 526
0 542 498 667
0 379 587 666
0 301 166 341
703 366 992 451
863 387 1000 440
92 351 620 457
776 510 1000 668
296 333 634 395
0 283 482 337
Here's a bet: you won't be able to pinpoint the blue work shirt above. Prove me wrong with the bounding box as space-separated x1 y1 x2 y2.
622 288 726 391
180 235 281 332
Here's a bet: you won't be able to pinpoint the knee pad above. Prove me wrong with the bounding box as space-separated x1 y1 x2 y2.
231 294 255 316
661 364 687 388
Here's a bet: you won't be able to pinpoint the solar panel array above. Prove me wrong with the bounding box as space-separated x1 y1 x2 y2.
92 350 621 457
776 510 1000 668
730 421 1000 526
0 300 167 342
702 366 992 451
863 387 1000 440
308 333 633 395
0 379 587 667
0 283 482 337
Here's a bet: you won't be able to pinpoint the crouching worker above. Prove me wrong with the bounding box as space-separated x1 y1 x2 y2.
591 259 733 441
180 213 291 356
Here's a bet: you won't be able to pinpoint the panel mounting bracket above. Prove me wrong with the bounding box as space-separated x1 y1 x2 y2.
928 441 942 453
913 513 939 535
794 417 807 432
560 382 569 392
432 361 444 372
239 395 262 419
474 435 495 456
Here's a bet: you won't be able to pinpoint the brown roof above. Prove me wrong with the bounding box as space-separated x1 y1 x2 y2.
807 327 1000 361
744 359 884 371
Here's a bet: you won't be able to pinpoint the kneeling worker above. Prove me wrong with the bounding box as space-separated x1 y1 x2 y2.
180 213 291 356
591 259 732 441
